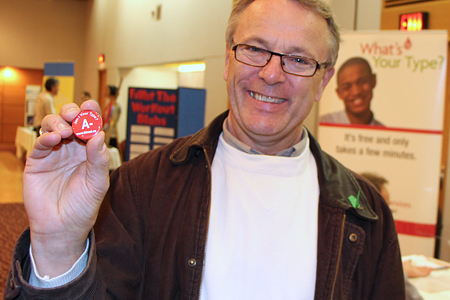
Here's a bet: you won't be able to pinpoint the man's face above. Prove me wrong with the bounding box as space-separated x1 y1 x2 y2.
224 0 334 154
336 64 376 117
51 83 59 96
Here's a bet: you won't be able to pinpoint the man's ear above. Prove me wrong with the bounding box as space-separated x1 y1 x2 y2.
372 73 377 89
335 84 345 101
315 67 335 102
335 87 343 100
224 46 231 81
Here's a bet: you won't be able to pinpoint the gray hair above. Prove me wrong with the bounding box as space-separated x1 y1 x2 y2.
225 0 341 67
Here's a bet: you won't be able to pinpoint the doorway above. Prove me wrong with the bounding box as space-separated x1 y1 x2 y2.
98 69 107 111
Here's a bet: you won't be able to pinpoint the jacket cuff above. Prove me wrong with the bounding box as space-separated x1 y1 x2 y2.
29 238 90 288
4 228 100 300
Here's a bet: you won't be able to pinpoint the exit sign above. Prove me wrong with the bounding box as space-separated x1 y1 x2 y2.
400 12 429 31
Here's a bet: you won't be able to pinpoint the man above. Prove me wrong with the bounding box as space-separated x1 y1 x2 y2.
102 85 121 148
32 77 59 132
319 57 384 126
5 0 404 299
80 91 91 102
360 172 391 205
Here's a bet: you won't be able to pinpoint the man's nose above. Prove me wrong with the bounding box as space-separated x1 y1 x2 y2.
258 55 287 85
349 83 363 96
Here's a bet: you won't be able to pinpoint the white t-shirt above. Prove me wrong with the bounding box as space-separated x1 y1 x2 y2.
200 133 319 300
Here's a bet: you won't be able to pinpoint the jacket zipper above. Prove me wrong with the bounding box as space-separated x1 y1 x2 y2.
197 149 212 300
330 213 346 300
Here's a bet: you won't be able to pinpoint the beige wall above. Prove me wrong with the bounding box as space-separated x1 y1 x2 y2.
78 0 232 134
81 1 231 90
0 0 88 102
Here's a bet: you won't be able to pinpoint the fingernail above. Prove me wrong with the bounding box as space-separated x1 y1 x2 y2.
58 123 71 131
64 106 78 114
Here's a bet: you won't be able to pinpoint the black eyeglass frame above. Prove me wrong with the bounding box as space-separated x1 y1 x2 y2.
232 44 330 77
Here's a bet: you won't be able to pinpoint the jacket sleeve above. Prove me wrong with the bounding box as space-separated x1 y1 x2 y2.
370 222 405 299
4 159 146 299
4 229 105 299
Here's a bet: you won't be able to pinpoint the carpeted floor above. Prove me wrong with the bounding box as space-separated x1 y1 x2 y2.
0 203 29 298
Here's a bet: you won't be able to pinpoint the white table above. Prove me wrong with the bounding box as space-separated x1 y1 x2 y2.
15 126 37 159
411 269 450 299
406 256 450 300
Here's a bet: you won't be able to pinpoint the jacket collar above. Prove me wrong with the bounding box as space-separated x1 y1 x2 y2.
308 129 378 221
170 111 377 221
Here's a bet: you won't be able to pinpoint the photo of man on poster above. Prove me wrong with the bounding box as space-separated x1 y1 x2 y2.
319 56 384 126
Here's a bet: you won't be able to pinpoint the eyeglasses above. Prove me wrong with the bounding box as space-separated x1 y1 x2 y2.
232 44 329 77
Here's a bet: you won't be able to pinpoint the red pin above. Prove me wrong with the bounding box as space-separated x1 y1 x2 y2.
72 110 103 140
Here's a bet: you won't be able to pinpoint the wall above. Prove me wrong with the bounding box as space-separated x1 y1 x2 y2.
81 0 232 126
0 0 88 102
356 0 382 30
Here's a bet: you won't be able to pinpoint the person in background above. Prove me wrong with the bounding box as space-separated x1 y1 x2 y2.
361 172 432 300
360 172 390 204
5 0 404 299
32 77 59 133
319 57 384 126
102 85 121 148
80 91 91 102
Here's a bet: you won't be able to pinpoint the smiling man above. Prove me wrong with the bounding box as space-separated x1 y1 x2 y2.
320 56 384 126
6 0 403 299
224 0 335 155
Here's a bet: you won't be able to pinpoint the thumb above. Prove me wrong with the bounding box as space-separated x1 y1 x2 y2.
85 131 110 200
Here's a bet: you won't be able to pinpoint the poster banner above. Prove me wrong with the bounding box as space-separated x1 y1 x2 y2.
126 87 178 161
317 31 447 256
125 87 206 161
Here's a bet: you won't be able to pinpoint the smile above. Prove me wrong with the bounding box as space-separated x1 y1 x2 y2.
350 98 363 105
250 91 285 104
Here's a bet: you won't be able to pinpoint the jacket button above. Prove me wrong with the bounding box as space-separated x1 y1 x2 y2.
349 233 358 242
188 258 197 266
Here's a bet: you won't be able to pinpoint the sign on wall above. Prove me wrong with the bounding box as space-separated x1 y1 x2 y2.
318 31 448 257
125 87 206 161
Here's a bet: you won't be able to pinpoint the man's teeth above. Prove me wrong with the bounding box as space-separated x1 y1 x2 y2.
250 91 285 104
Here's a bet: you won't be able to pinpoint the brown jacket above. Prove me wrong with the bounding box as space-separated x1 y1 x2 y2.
5 111 404 299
